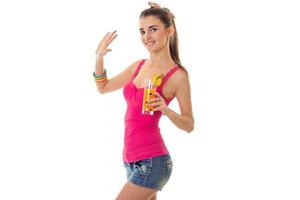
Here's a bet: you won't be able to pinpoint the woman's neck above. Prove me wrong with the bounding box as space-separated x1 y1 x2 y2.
148 48 175 69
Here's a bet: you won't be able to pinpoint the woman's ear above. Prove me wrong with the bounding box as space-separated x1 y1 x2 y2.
168 26 175 37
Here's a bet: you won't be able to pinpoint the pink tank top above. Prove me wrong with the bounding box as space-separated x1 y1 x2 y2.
122 59 180 162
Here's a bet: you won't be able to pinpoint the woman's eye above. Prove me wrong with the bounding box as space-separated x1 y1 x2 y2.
150 28 157 32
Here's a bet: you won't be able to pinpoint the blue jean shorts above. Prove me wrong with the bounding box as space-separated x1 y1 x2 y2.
123 154 173 191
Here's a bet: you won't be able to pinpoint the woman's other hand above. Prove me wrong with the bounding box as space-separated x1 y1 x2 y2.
149 92 169 115
95 31 118 59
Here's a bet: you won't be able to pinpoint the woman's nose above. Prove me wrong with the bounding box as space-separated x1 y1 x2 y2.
144 31 151 40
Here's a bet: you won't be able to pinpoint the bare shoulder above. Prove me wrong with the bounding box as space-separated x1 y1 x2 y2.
130 60 141 68
173 68 189 81
172 68 190 91
119 60 141 81
116 59 141 83
126 60 141 74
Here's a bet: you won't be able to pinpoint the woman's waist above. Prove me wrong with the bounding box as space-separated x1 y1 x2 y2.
125 119 160 132
124 131 165 153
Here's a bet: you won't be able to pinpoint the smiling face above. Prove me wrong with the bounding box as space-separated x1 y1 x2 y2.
139 16 171 53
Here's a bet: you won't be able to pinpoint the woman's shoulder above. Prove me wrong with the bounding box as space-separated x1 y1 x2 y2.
172 66 189 82
125 59 146 77
127 59 144 71
131 59 147 67
170 67 190 89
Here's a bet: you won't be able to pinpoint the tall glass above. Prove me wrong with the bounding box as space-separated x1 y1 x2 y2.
142 79 156 115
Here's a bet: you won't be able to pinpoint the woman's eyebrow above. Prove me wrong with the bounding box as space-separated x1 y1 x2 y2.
139 25 159 31
148 25 158 29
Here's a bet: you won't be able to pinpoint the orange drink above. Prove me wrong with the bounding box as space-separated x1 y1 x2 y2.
142 79 156 115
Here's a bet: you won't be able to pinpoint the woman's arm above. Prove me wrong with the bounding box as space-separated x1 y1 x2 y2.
95 60 139 94
151 70 194 133
94 31 138 94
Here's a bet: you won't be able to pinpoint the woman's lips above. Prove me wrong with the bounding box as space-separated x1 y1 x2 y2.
145 41 155 46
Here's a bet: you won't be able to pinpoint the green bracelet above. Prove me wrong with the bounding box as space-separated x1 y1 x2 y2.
93 69 107 78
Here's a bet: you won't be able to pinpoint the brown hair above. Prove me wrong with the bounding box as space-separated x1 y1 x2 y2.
140 7 186 71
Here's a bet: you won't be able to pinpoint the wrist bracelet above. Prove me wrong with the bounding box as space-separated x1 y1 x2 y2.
95 77 108 82
93 69 108 83
93 69 107 78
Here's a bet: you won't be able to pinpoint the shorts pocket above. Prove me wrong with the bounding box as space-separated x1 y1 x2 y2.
134 158 153 176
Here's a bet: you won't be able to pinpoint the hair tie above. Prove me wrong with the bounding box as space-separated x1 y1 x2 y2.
148 2 176 18
148 2 161 8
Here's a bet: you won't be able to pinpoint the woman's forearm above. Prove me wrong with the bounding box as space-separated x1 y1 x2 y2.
95 57 105 74
163 107 194 133
95 57 108 92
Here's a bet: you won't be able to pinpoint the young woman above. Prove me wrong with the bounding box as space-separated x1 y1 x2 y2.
93 2 194 200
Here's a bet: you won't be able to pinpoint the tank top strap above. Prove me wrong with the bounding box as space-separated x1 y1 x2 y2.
158 64 180 89
130 59 146 82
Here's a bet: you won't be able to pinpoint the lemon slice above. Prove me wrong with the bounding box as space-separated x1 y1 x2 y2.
152 74 164 87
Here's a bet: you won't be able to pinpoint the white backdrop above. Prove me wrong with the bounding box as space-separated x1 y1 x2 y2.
0 0 300 199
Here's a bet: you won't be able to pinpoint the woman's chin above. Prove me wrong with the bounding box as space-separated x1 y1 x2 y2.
145 46 162 53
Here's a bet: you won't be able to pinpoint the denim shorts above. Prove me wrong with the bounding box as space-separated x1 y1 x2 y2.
123 154 173 191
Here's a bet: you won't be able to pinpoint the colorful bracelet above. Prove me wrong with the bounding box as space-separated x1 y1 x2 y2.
95 77 108 82
93 69 107 78
93 69 108 82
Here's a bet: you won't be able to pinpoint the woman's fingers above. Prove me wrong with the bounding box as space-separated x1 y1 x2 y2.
154 92 164 100
97 32 110 47
104 35 117 50
148 95 166 108
146 92 168 113
101 31 117 46
95 34 107 53
100 31 117 48
102 32 111 41
95 31 118 57
106 30 118 44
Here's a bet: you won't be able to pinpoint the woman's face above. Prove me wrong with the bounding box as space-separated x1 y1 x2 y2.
139 16 170 53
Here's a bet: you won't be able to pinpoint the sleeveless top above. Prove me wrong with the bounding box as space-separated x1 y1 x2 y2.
122 59 180 162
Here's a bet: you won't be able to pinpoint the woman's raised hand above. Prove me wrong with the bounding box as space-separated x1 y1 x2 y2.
95 31 118 59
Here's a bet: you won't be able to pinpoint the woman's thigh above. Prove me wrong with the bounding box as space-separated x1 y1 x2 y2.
115 181 157 200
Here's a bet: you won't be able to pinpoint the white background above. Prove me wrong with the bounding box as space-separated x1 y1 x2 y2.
0 0 300 199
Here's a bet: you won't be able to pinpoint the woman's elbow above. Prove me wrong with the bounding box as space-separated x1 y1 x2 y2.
95 81 109 94
186 119 194 133
96 86 108 94
97 88 106 94
186 125 194 133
